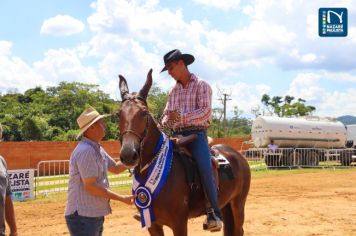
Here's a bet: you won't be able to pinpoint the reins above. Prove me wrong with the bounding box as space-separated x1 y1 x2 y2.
119 95 182 174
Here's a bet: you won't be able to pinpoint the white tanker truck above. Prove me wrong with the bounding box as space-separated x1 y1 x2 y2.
248 116 354 167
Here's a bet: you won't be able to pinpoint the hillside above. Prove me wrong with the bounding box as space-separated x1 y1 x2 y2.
337 115 356 125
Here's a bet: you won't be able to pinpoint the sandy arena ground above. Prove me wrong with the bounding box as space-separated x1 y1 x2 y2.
13 169 356 236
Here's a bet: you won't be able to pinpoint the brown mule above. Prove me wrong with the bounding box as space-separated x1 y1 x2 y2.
118 69 251 236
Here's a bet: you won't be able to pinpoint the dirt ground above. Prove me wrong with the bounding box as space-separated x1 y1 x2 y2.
13 169 356 236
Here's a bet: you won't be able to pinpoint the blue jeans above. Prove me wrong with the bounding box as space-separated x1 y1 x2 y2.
175 130 221 218
65 211 104 236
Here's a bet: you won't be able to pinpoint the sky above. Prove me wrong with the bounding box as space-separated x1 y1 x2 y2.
0 0 355 118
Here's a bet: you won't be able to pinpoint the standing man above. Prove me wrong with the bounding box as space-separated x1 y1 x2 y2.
65 107 134 236
0 124 17 236
267 140 278 153
160 49 222 232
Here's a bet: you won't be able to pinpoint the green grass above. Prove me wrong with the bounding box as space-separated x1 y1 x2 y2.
250 167 356 179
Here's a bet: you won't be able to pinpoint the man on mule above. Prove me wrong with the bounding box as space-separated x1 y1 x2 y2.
65 107 135 236
160 49 222 232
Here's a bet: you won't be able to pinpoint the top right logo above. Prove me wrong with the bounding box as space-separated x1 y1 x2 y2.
319 8 348 37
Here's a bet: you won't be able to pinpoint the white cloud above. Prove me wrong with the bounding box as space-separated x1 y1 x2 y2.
0 41 12 56
2 0 356 118
212 82 263 115
193 0 241 11
348 27 356 44
87 0 204 50
40 15 85 36
301 53 317 63
242 0 356 71
204 21 296 63
0 46 46 93
322 71 356 83
256 84 271 95
289 50 318 64
0 44 100 94
86 33 167 93
33 48 98 85
285 72 356 116
319 89 356 116
287 73 324 102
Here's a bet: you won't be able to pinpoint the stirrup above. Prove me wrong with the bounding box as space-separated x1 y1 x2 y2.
203 211 222 232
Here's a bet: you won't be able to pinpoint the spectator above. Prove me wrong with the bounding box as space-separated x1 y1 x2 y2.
268 140 279 153
0 124 17 236
65 107 135 236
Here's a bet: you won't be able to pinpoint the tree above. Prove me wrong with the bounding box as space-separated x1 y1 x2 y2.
147 83 168 122
209 108 224 138
261 94 316 117
21 117 42 141
0 82 120 141
251 105 262 118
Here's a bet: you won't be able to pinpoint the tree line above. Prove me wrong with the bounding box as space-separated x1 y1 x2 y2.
0 82 315 141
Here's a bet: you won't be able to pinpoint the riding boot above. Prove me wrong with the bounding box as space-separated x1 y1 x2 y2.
203 208 222 232
202 184 222 232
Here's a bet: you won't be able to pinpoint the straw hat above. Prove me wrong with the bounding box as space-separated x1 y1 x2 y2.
77 107 111 138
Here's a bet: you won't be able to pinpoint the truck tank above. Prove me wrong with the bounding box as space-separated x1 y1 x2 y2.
251 116 347 148
346 125 356 147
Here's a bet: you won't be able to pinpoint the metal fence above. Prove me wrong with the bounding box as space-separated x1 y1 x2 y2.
35 159 131 197
35 148 355 197
242 148 356 170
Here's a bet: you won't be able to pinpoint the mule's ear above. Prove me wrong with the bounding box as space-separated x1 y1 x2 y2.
138 69 153 101
118 75 129 101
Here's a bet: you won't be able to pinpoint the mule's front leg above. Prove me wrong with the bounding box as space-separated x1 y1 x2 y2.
171 220 188 236
148 223 164 236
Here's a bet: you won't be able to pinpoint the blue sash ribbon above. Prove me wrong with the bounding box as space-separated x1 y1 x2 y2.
132 132 173 229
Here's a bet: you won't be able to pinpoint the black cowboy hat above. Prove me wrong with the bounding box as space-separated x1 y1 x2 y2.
160 49 195 72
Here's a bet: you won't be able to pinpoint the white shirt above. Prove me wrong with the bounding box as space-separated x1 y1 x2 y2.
267 143 279 153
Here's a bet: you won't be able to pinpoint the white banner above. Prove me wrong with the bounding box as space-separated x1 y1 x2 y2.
8 169 34 201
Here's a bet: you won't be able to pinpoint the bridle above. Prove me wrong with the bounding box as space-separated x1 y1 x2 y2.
119 96 152 173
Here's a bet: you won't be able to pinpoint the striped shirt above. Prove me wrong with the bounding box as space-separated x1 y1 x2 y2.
162 74 212 130
65 137 116 217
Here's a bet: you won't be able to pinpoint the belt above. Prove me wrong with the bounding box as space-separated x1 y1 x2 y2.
174 126 207 132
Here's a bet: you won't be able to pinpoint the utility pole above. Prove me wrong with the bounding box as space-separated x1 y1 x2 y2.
218 93 232 134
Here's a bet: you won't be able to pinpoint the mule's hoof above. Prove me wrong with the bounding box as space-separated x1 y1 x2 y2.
133 213 141 222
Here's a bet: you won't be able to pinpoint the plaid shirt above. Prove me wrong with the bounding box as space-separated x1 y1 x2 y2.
162 74 212 130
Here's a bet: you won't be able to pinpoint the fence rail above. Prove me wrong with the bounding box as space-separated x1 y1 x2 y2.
35 159 131 197
35 148 355 197
242 148 356 170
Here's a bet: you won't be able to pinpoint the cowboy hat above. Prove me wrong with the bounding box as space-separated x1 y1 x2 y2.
160 49 195 72
76 107 111 138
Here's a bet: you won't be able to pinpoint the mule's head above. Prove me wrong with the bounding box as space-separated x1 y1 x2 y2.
118 69 153 168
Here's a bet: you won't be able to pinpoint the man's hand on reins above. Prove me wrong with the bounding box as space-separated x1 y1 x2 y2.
167 110 181 123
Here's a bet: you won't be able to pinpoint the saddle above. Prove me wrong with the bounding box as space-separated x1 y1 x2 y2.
171 135 234 201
